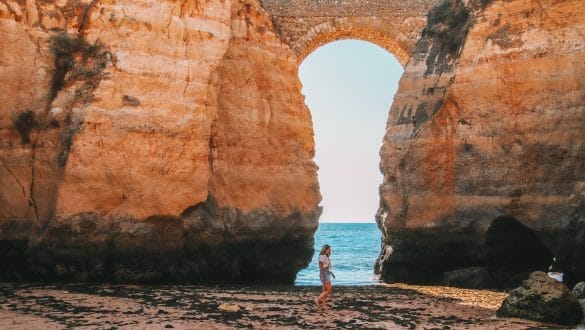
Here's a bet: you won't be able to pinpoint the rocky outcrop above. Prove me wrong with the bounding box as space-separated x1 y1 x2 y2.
376 0 585 286
496 272 583 326
0 0 320 283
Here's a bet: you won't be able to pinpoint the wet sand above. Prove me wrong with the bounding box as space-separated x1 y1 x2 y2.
0 282 558 329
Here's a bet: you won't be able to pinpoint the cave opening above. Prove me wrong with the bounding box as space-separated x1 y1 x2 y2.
483 216 553 288
294 40 403 285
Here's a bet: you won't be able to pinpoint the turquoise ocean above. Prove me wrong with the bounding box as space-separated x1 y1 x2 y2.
295 223 382 286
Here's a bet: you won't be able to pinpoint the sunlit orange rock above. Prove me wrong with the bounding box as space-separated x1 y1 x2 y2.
0 0 320 282
377 0 585 286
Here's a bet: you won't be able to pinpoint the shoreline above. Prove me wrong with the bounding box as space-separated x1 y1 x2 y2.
0 282 557 329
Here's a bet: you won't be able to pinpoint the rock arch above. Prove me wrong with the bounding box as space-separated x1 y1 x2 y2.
292 18 412 65
260 0 436 64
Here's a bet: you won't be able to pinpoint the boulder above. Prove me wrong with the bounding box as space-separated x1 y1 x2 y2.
443 267 494 289
497 272 583 326
573 282 585 299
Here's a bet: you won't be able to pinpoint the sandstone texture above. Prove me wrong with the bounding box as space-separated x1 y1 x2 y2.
376 0 585 287
496 272 583 326
0 0 320 283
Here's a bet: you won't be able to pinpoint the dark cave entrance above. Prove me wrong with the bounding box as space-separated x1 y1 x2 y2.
483 216 553 288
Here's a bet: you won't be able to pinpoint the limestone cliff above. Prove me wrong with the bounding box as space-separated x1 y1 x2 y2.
377 0 585 286
0 0 320 282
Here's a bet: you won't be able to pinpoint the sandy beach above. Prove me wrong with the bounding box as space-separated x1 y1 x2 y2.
0 282 557 329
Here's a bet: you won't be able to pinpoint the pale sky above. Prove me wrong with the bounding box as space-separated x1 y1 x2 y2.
298 40 404 223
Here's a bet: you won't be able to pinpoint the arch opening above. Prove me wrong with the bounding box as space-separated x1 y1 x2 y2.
294 20 413 65
295 39 404 285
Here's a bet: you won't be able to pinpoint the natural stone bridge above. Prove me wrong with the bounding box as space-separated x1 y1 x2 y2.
260 0 437 64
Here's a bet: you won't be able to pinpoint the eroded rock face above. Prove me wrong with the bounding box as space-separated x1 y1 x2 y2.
377 0 585 286
0 0 320 283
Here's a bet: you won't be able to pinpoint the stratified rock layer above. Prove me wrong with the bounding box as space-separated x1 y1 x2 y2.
0 0 320 283
377 0 585 286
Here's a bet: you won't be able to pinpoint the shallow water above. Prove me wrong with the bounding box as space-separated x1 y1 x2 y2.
295 222 382 286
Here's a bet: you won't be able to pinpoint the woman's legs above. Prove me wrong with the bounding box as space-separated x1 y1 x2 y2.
315 283 325 306
316 282 333 309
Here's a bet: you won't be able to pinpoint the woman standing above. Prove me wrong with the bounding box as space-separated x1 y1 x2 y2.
315 244 335 310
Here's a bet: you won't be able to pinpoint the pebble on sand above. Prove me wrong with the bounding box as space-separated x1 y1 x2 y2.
218 303 241 312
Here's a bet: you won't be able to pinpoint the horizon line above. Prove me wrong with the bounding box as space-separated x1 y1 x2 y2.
319 220 376 223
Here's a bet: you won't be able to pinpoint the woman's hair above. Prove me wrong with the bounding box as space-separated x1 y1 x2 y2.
319 244 330 255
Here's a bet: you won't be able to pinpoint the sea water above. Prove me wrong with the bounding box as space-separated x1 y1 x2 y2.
295 222 382 286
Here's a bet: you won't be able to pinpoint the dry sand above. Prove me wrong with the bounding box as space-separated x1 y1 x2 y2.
0 282 560 329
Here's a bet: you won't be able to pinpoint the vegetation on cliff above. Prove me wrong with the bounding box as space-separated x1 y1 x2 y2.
49 31 111 107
